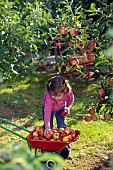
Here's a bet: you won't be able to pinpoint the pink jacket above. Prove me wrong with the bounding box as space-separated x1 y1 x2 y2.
42 90 74 126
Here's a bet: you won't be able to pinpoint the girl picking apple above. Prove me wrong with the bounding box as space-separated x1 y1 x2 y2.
42 75 74 159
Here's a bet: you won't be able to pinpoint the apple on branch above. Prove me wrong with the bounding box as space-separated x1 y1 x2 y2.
98 88 106 97
87 53 95 62
59 27 67 34
88 40 96 49
69 57 79 66
70 28 78 36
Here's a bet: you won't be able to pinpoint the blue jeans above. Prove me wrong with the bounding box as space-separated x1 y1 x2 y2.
42 106 67 129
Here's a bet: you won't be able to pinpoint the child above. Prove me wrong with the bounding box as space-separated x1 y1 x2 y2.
42 75 74 159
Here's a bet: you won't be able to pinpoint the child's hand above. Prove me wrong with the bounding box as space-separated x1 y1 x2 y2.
44 127 52 137
65 106 71 115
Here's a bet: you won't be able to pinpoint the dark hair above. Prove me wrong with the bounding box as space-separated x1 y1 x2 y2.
46 76 71 94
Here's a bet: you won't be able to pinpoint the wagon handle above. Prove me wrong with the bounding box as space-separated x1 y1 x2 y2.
0 118 31 141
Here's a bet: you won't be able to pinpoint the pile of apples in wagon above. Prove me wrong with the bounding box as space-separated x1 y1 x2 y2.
32 127 77 142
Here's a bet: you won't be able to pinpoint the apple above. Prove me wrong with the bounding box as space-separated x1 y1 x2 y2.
58 128 64 133
33 137 39 140
108 79 113 86
44 131 53 140
60 131 67 138
64 128 70 135
62 136 69 142
88 107 95 115
55 36 60 40
57 139 62 142
84 115 92 122
38 61 44 67
32 131 38 137
59 27 67 34
80 49 86 55
91 114 98 121
70 28 78 36
88 40 96 49
49 138 56 142
70 128 75 134
38 128 44 136
35 126 40 131
53 132 60 140
52 129 58 133
110 43 113 49
98 88 106 97
104 113 111 121
60 109 68 117
39 136 46 140
68 134 73 141
70 132 76 139
87 53 95 62
68 42 73 46
69 57 79 66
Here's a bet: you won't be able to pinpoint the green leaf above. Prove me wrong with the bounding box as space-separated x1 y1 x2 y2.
90 3 96 11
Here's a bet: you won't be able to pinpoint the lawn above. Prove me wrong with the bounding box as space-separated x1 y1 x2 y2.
0 73 113 170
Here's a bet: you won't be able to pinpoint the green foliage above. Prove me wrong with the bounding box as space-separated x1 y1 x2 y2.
0 144 64 170
0 0 113 79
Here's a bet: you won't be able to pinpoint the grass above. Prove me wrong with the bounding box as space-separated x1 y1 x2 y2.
0 73 113 170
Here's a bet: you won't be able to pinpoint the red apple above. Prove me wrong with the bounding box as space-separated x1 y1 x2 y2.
70 132 76 139
55 36 60 40
70 128 75 134
60 109 68 117
87 53 95 62
60 131 67 138
84 115 92 122
88 107 95 115
33 137 39 140
64 128 70 135
68 134 73 141
44 131 53 140
52 129 58 133
80 49 86 55
69 57 79 66
108 79 113 86
59 27 67 34
39 136 46 140
38 128 44 136
88 40 96 49
70 28 78 36
68 42 73 46
32 131 38 137
53 132 60 140
91 114 98 121
98 88 106 97
57 139 62 142
49 139 56 142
